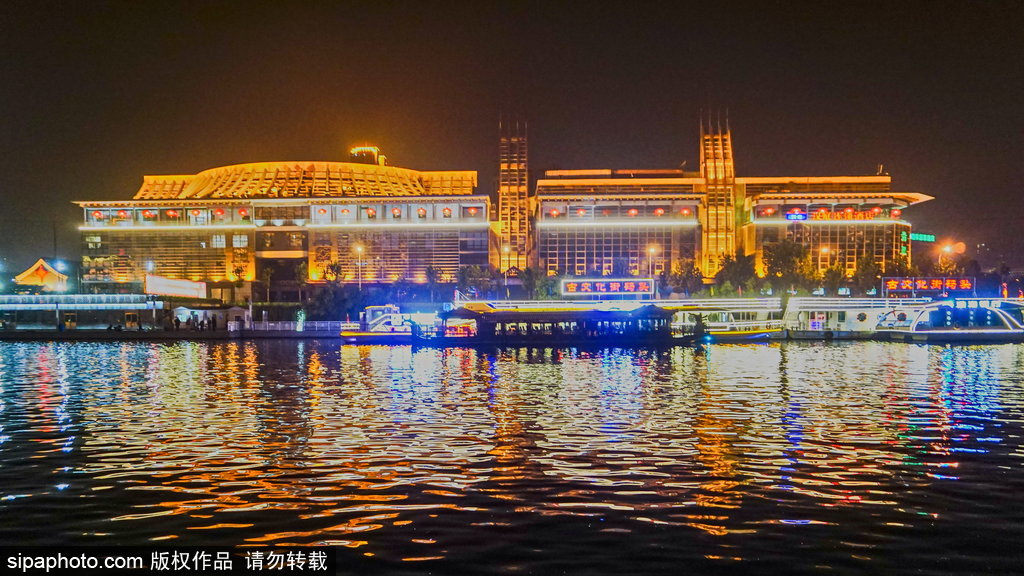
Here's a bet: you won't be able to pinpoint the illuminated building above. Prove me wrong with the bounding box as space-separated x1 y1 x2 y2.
536 122 932 278
76 122 933 300
496 119 531 273
77 147 485 299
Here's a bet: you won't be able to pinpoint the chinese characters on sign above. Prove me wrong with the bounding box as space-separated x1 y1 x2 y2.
560 278 655 296
882 277 975 294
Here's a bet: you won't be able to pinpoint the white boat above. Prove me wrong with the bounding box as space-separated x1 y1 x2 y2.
874 298 1024 343
660 298 785 342
784 297 932 340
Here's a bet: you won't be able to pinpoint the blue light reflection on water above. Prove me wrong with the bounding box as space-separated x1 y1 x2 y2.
0 340 1022 574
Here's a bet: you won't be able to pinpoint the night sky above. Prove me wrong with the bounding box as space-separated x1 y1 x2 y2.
2 1 1022 275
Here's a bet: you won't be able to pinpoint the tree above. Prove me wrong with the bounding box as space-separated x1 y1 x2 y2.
294 261 308 303
852 257 882 295
519 267 541 299
715 252 756 294
457 265 496 298
822 263 846 296
763 239 809 292
323 261 344 284
662 258 705 297
535 271 562 300
886 254 919 277
424 265 441 302
259 266 274 303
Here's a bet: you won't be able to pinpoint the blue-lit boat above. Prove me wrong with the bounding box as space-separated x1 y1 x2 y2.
874 298 1024 343
411 300 689 346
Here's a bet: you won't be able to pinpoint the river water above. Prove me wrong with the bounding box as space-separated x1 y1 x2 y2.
0 340 1022 574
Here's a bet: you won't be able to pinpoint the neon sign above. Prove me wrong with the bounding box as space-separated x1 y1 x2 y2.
560 278 655 296
785 212 807 221
883 277 974 293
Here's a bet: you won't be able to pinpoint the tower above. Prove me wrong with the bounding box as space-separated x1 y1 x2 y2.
699 113 737 277
497 118 530 272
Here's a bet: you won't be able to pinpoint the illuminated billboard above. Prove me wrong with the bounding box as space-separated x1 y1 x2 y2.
560 278 655 296
144 275 207 298
882 277 975 294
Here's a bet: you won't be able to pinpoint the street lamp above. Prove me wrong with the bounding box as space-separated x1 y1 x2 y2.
647 245 658 277
502 244 511 299
354 244 365 290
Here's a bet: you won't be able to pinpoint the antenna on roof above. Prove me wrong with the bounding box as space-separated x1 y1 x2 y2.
876 163 885 175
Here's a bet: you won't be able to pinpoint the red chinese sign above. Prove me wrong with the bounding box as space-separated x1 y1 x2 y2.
561 278 655 296
882 277 975 293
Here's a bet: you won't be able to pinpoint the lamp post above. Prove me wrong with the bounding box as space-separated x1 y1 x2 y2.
354 244 364 290
502 244 511 299
647 245 658 278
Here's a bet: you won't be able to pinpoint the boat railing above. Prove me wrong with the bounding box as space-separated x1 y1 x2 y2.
228 320 349 332
675 319 784 332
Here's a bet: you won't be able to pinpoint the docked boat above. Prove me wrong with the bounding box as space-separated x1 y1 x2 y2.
411 300 689 346
659 298 784 342
340 305 437 344
874 298 1024 343
783 297 932 340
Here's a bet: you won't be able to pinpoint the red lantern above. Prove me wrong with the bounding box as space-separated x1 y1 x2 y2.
92 210 105 219
117 210 127 218
468 207 478 215
442 208 452 217
892 209 902 218
341 208 350 215
654 208 665 216
165 210 179 218
577 208 587 216
317 208 328 215
844 207 854 214
763 207 774 215
681 208 693 216
417 208 427 218
549 209 560 217
214 208 225 217
191 209 201 216
871 207 882 214
142 210 155 218
392 207 402 217
627 208 638 217
238 208 248 217
367 208 377 217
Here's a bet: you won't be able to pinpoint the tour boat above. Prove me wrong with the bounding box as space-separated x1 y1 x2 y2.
660 298 785 342
411 300 689 346
783 297 932 340
874 298 1024 343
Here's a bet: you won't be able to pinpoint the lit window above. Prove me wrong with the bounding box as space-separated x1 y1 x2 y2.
232 234 249 248
212 234 226 248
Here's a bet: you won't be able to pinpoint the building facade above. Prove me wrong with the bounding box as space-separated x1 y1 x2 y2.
76 125 932 299
531 124 931 280
77 147 485 299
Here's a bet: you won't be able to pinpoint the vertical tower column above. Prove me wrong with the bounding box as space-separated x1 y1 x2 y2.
497 119 531 272
699 114 737 277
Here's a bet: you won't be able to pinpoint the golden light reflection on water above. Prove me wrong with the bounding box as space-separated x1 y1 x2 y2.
1 340 1023 569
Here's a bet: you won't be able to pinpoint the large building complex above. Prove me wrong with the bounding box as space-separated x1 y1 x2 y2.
77 147 485 300
76 122 932 299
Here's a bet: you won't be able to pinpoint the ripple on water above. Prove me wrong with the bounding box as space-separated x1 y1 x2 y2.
0 340 1023 574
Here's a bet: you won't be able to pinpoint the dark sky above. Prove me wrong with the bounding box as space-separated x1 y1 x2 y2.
2 1 1022 275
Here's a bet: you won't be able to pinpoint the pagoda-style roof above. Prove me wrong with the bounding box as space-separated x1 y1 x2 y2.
14 259 68 290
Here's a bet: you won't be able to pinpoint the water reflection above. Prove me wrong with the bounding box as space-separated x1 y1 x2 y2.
1 340 1022 572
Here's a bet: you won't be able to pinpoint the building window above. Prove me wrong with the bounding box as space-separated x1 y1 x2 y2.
212 234 226 248
289 233 304 248
232 234 249 248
